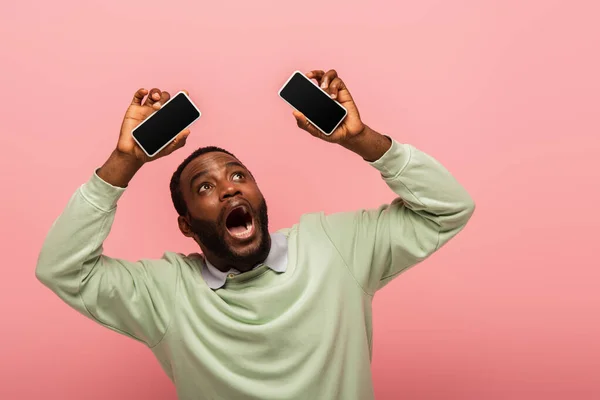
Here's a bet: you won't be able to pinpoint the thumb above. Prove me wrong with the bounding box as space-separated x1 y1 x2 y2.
177 129 191 145
292 111 320 137
292 110 304 125
169 129 191 153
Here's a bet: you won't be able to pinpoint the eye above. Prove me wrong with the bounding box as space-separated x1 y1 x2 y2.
232 172 244 181
198 183 211 193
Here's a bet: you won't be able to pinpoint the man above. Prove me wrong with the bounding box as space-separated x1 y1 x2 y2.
36 69 475 400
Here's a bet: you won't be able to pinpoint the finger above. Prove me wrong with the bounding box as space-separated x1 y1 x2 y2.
320 69 338 90
328 77 345 99
292 111 321 138
151 91 172 110
170 129 191 151
131 88 148 105
159 129 191 157
143 88 162 106
159 91 171 104
307 70 325 85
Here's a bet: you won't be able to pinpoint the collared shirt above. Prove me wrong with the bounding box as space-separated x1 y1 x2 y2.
37 138 476 399
200 232 289 289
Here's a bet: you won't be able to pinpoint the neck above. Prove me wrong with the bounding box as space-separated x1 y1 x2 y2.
211 259 259 274
203 236 272 274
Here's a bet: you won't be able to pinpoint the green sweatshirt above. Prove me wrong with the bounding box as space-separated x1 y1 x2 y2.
36 139 475 400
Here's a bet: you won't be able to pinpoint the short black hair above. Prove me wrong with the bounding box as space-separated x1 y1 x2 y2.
170 146 239 216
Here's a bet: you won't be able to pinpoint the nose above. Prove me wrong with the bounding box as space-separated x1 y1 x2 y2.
220 181 241 201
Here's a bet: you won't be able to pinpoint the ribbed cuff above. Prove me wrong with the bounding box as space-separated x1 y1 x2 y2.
368 138 412 179
79 169 127 212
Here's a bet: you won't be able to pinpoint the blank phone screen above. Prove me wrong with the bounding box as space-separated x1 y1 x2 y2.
132 93 200 156
280 72 347 134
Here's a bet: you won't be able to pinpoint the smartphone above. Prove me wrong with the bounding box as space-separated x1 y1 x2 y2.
278 70 347 136
131 91 201 158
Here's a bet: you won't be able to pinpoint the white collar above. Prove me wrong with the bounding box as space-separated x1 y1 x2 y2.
201 232 288 289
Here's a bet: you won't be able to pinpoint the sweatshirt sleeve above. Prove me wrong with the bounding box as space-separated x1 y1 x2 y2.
35 171 178 347
320 138 475 295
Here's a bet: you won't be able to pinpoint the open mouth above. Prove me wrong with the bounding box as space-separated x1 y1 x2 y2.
225 205 255 240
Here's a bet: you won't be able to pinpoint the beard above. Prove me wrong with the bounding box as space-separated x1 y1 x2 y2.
189 198 270 267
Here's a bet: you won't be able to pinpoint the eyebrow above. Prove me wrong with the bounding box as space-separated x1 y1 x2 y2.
189 161 246 190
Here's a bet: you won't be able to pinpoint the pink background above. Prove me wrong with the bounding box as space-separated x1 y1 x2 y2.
1 0 599 399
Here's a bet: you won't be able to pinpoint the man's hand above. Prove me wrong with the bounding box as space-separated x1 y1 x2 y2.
292 69 365 144
97 88 192 187
118 88 191 164
293 69 392 162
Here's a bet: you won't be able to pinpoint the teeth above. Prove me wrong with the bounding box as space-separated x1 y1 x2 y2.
232 227 251 238
229 220 253 239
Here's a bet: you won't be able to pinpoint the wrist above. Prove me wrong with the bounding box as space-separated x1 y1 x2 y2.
340 125 392 162
97 149 145 188
114 149 145 168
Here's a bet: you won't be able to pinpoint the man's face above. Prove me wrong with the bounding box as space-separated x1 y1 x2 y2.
179 152 270 269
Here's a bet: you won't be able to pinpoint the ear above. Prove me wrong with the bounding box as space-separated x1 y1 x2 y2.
178 215 194 238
